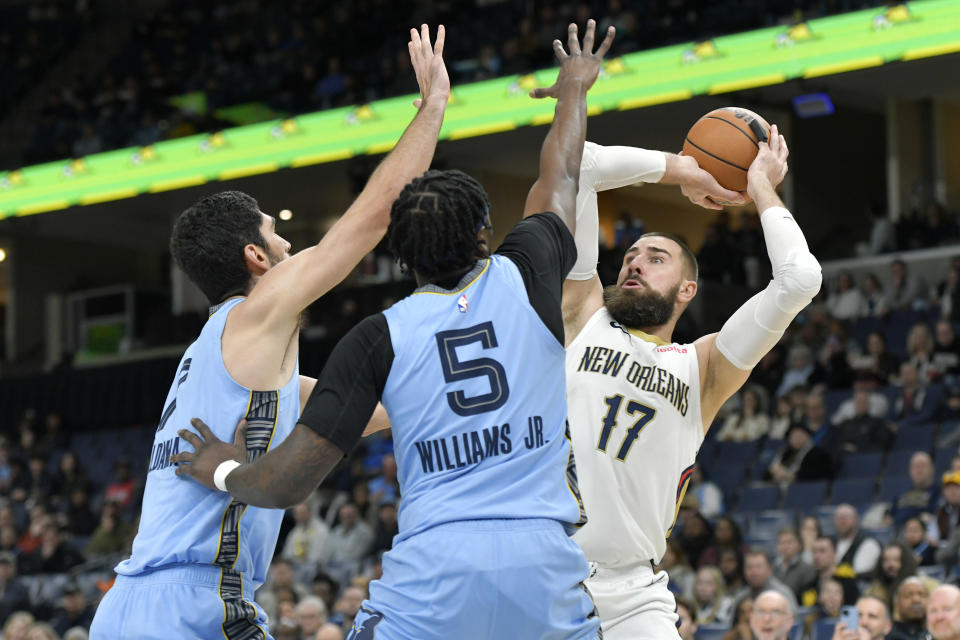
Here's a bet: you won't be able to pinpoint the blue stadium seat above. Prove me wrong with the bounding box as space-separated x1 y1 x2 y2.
919 565 946 581
824 390 850 421
696 625 729 640
750 510 795 539
864 526 895 545
737 485 780 512
830 478 875 505
838 452 883 479
783 481 829 510
936 448 955 474
877 475 913 502
885 450 915 477
814 619 837 640
892 423 937 452
711 465 747 500
716 441 761 464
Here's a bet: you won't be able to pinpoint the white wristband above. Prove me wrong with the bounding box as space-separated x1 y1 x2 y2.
213 460 242 492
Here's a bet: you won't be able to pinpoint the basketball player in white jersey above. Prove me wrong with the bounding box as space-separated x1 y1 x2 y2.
563 127 821 639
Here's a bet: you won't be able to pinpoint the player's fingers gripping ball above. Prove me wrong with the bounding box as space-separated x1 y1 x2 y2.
682 107 771 197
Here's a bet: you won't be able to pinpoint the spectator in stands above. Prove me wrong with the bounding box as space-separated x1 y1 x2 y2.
893 453 940 528
328 502 374 564
85 501 133 556
349 483 376 525
937 266 960 323
767 424 833 483
103 458 135 509
865 542 918 608
295 595 327 640
770 395 797 440
311 572 340 616
699 516 745 568
832 375 891 426
0 553 30 624
835 504 882 577
256 558 310 625
749 590 795 640
25 453 53 501
821 319 856 389
907 324 938 382
933 320 960 379
716 385 771 442
28 622 60 640
371 501 398 555
861 273 889 318
367 453 399 506
331 585 366 635
677 511 713 571
17 506 50 555
927 584 960 640
887 260 929 313
815 578 844 620
831 388 895 453
693 566 733 625
806 536 860 606
775 528 817 602
833 596 893 640
676 596 699 640
827 272 868 320
752 346 788 402
63 487 98 537
687 463 724 519
664 538 696 597
732 550 799 611
931 472 960 567
802 392 833 446
777 346 826 398
52 452 90 505
800 516 822 565
40 413 68 454
852 333 901 384
282 502 332 569
0 525 18 555
903 517 937 566
317 623 344 640
49 583 95 636
722 597 754 640
888 576 933 640
893 362 942 428
719 547 746 595
2 611 33 640
19 523 82 574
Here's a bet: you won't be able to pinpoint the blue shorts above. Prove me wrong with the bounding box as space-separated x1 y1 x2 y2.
347 518 601 640
90 564 271 640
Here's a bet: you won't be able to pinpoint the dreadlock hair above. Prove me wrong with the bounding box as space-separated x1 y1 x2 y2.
170 190 266 304
387 169 491 281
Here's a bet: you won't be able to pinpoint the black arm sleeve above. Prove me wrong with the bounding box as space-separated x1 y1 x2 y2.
495 212 577 344
298 314 394 454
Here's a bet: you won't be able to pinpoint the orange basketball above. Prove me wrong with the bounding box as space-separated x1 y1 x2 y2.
682 107 771 192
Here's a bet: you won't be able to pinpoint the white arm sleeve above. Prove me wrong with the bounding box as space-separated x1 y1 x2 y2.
569 142 667 281
715 207 822 370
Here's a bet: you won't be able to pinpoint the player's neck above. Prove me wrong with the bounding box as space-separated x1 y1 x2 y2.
617 316 676 345
415 263 477 289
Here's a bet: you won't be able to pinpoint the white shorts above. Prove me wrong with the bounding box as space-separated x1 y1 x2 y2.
586 559 680 640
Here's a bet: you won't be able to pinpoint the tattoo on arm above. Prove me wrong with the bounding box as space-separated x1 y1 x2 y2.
225 424 344 509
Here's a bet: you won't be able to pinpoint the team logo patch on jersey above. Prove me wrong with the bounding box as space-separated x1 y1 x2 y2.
457 294 469 313
347 607 384 639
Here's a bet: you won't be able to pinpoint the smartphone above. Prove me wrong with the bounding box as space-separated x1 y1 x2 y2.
840 605 859 630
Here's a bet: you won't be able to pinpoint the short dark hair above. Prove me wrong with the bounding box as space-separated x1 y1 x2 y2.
637 232 698 281
816 535 836 551
676 596 698 621
170 190 266 303
387 169 490 280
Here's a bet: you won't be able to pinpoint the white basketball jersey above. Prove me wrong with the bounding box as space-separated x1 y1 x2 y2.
568 307 704 566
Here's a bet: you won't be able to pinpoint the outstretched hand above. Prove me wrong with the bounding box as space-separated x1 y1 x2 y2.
409 24 449 109
747 123 789 199
170 418 247 491
530 19 615 100
675 154 748 210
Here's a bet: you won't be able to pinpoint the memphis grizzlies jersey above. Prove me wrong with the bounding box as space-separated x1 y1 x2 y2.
382 254 586 542
117 298 300 588
567 306 703 565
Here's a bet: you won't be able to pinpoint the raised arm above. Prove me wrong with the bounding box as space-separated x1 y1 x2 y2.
695 125 822 430
224 26 449 386
522 20 614 230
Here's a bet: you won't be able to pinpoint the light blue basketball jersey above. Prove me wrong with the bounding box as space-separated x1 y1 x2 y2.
381 255 586 542
116 298 300 593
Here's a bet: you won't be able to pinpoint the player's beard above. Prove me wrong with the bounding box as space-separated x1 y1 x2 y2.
603 281 679 329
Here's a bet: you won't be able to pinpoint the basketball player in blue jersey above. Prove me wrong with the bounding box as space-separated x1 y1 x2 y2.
561 131 821 639
90 26 450 640
172 19 615 640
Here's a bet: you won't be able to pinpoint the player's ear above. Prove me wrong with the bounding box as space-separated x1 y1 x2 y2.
243 243 270 276
678 279 697 303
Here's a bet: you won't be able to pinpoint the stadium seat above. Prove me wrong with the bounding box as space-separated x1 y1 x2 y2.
783 481 829 510
838 452 883 479
830 478 875 505
696 625 729 640
936 448 955 473
814 619 838 640
864 526 895 545
711 465 747 500
891 423 937 451
716 441 761 464
737 485 780 512
885 450 915 477
750 510 795 539
877 475 913 502
919 565 946 581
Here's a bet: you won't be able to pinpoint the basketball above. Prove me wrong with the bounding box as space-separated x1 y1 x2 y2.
682 107 771 192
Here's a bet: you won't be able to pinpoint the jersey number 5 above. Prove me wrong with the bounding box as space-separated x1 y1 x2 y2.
435 322 510 416
597 395 656 462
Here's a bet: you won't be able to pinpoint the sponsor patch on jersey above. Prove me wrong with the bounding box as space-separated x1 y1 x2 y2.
655 345 687 353
457 294 469 313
